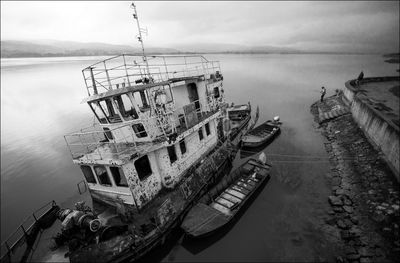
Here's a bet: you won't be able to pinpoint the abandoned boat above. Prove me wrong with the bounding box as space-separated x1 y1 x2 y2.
181 158 271 238
241 118 281 148
226 103 259 141
0 3 258 263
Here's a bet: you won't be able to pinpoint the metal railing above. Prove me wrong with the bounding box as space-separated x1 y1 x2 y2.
64 97 222 161
0 200 58 261
64 117 165 161
82 54 221 96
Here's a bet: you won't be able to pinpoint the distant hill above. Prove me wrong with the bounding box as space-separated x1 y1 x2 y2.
1 40 180 58
175 43 300 54
1 39 371 58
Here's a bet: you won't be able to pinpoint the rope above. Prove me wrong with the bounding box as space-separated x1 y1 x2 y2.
240 149 353 158
239 148 357 161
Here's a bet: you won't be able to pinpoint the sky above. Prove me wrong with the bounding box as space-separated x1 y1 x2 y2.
1 1 399 53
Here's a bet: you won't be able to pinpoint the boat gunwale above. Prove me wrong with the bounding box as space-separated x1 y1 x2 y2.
182 159 271 238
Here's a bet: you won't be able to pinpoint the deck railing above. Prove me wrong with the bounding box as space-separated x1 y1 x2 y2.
82 54 221 96
0 200 58 261
64 97 222 161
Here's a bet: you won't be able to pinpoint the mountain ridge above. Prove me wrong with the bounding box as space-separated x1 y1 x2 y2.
1 39 379 58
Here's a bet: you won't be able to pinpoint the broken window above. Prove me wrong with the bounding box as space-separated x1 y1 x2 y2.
113 94 138 121
132 123 148 138
94 165 111 186
80 165 96 184
110 167 128 187
133 90 150 111
98 99 122 123
213 86 220 98
179 139 186 155
167 145 177 164
103 127 113 140
134 155 152 180
164 86 173 102
198 128 204 141
90 102 108 124
205 122 210 136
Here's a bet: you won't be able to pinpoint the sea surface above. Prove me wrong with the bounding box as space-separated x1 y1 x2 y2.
1 54 397 261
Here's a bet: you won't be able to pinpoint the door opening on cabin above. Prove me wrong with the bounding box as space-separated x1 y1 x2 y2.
187 83 200 113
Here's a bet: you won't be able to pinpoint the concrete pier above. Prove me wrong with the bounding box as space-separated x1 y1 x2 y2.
311 93 400 262
343 77 399 181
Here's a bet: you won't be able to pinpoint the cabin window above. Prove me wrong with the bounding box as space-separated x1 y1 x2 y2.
205 122 210 136
179 139 186 155
132 123 147 138
135 155 152 180
114 94 138 121
90 102 108 124
198 128 204 141
94 165 111 186
98 99 122 123
110 167 128 187
213 87 220 98
103 127 113 140
167 145 177 164
133 90 150 111
164 86 173 102
80 165 96 184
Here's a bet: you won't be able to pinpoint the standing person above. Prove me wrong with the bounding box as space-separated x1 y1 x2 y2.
357 71 364 82
320 86 326 102
356 70 364 87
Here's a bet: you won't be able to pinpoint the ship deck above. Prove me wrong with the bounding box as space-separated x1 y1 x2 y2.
72 110 220 164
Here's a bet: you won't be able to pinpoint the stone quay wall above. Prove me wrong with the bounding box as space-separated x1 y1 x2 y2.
343 77 400 181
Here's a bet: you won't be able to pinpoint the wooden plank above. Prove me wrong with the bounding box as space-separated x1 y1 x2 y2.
220 193 241 203
232 185 250 195
210 203 231 215
224 190 244 200
218 195 236 204
232 185 251 194
213 199 232 209
227 189 247 199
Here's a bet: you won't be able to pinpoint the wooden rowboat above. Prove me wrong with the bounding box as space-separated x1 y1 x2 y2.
241 120 281 148
181 158 271 238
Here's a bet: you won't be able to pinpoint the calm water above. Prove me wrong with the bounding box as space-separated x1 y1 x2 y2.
1 54 397 261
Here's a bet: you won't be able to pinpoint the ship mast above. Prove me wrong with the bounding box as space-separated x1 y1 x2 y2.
131 2 152 81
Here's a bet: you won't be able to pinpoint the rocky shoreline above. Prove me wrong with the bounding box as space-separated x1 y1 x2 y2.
311 95 400 263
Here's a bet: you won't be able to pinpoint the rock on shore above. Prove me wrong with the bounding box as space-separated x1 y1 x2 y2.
311 95 400 263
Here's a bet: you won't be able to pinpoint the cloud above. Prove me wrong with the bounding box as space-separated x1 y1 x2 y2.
1 1 399 53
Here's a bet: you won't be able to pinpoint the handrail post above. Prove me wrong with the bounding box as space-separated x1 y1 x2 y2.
20 225 28 238
104 61 113 90
163 57 169 80
122 55 132 87
82 70 90 96
184 57 188 77
32 213 38 223
89 67 98 95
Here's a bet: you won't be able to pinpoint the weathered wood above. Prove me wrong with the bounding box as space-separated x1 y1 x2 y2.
213 199 232 209
181 158 271 238
224 190 244 200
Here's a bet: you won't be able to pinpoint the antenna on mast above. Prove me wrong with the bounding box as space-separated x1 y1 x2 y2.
131 2 152 81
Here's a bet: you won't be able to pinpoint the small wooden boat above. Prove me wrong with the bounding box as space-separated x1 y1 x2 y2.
181 158 271 238
241 119 281 148
227 104 251 139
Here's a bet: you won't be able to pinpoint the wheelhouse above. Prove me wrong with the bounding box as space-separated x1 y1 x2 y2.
65 54 227 210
